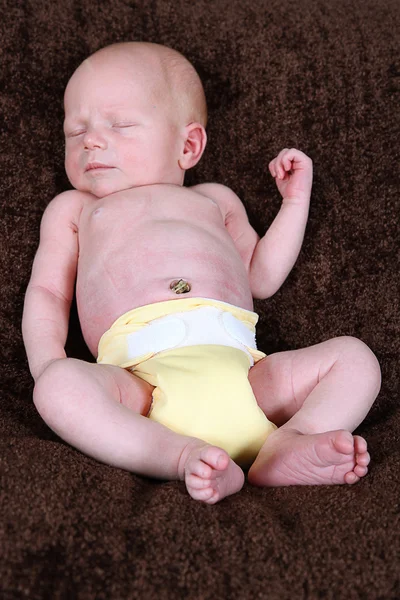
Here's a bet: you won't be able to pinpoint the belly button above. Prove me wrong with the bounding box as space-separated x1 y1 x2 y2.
170 279 191 294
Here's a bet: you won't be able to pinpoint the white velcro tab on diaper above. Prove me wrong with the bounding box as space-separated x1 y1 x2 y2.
221 312 257 350
126 316 186 360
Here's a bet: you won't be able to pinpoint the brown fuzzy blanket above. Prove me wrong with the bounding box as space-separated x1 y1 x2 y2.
1 0 399 598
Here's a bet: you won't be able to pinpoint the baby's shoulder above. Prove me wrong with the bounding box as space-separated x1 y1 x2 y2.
42 190 95 230
189 181 234 197
189 182 244 217
45 189 95 210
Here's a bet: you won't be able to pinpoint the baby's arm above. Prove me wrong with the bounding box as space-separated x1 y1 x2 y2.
250 148 313 299
22 191 84 382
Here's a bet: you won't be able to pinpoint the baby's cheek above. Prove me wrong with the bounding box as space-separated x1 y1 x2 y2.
122 142 140 164
122 146 148 177
65 149 81 186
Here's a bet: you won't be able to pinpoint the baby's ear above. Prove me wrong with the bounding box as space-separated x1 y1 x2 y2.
179 122 207 170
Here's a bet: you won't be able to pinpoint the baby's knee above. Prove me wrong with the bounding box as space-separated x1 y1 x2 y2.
33 358 88 416
338 336 381 393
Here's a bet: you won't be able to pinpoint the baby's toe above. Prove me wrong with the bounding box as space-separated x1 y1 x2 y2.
192 486 215 502
356 451 370 467
354 464 368 478
205 491 220 505
344 471 360 484
186 473 211 490
199 446 229 471
190 460 213 479
354 435 368 454
333 430 355 455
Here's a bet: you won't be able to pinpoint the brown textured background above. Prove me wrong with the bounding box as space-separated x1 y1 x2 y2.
1 0 399 598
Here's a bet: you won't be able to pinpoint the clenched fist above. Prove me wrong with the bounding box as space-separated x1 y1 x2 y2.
269 148 313 203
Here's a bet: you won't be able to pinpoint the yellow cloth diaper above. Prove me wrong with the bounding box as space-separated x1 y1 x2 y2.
97 298 277 467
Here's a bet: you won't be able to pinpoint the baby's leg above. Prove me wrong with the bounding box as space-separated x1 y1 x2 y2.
33 358 244 503
247 336 381 486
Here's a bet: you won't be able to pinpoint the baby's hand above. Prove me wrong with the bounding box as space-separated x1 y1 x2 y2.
269 148 313 203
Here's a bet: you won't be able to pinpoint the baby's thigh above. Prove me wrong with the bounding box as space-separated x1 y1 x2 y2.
106 364 154 415
249 336 369 422
89 362 154 415
35 358 153 417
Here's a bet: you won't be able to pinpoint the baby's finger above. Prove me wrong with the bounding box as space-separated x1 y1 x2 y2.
275 148 290 178
281 148 312 170
282 150 294 172
268 159 277 178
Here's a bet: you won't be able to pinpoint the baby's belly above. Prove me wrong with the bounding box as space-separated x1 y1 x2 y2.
76 250 254 357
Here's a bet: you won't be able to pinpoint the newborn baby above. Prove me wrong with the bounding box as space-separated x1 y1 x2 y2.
22 41 381 504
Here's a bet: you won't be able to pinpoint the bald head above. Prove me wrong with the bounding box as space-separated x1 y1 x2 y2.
78 41 208 128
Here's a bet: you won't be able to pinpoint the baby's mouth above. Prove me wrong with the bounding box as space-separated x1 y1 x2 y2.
85 161 114 172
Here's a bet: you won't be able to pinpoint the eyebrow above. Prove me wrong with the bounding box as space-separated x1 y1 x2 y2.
63 107 138 123
64 105 144 121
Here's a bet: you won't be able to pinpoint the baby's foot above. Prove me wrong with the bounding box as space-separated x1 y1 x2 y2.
247 428 370 487
180 442 245 504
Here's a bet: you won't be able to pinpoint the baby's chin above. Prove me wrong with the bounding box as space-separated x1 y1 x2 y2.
70 171 176 198
74 175 138 199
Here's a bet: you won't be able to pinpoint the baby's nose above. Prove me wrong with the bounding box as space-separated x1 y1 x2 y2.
84 130 107 150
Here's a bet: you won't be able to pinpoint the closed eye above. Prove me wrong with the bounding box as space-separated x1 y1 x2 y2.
66 130 86 138
112 123 137 128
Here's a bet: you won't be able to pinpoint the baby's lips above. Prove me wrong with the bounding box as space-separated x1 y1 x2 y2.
85 161 114 171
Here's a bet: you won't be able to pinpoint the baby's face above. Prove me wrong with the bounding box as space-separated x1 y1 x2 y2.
64 57 183 198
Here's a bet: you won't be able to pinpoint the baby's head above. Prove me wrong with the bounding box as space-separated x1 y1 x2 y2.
63 42 208 198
